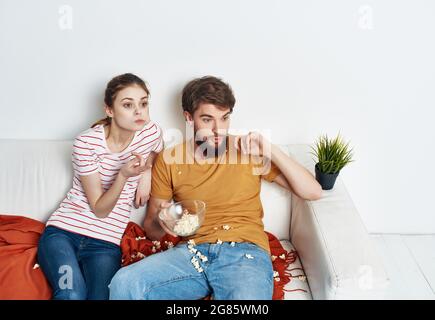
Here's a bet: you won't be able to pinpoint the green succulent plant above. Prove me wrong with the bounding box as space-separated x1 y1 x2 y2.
310 132 354 174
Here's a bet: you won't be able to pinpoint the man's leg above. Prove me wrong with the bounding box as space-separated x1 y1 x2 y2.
207 242 274 300
109 243 212 300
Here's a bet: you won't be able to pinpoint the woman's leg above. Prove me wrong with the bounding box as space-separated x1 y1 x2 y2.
78 238 122 300
37 226 87 300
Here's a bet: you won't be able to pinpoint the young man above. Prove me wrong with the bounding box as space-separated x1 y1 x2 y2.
109 76 322 300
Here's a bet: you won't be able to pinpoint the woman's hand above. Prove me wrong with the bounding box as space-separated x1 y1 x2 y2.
133 153 156 208
134 169 151 208
120 152 148 178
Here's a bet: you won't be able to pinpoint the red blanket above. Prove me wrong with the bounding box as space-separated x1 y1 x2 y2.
0 215 298 300
0 215 51 299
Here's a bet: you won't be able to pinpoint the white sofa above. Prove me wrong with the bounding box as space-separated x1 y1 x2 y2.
0 139 390 299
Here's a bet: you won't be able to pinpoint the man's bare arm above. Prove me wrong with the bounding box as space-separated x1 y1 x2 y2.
269 144 322 201
143 196 172 240
236 132 322 201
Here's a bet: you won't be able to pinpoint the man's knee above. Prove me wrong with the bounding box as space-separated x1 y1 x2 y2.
231 286 273 300
218 282 273 300
109 268 129 297
213 266 274 300
109 265 150 300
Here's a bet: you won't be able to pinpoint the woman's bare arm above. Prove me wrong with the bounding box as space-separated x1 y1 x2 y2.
80 172 128 218
80 152 148 218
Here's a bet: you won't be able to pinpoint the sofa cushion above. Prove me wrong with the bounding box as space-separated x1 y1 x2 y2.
280 240 312 300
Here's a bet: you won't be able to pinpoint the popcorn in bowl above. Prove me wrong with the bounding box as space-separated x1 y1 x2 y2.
173 208 200 236
158 200 206 237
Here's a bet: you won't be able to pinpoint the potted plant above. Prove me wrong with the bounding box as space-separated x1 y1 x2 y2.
310 132 354 190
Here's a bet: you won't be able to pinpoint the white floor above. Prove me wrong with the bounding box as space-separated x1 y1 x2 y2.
370 234 435 299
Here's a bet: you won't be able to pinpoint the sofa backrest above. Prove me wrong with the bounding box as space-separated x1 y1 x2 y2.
0 140 295 240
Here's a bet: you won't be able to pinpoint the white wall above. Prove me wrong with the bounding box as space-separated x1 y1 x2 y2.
1 0 434 233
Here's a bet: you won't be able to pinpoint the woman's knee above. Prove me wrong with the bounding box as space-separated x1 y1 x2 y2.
52 286 87 300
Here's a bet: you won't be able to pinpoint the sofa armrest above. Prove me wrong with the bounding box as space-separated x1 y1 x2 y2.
290 177 390 299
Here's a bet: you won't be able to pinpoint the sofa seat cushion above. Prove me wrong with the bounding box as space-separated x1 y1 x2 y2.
280 240 312 300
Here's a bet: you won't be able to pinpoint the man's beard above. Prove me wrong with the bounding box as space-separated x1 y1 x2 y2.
195 135 228 159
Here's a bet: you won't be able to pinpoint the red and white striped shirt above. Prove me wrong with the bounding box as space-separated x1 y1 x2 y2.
46 121 163 245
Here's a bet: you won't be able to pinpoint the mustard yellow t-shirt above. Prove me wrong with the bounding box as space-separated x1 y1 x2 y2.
150 139 282 254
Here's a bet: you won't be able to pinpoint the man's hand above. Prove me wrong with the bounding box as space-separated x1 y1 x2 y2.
234 131 272 158
156 202 178 237
144 199 178 239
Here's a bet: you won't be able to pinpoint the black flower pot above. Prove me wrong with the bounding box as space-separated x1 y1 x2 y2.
315 163 340 190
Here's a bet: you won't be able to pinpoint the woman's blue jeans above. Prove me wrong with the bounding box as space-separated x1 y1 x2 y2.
37 226 121 300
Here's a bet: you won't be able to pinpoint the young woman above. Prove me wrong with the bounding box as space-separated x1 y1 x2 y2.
37 73 163 300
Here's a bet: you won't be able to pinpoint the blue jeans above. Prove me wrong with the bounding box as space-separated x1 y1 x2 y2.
37 226 121 300
109 241 274 300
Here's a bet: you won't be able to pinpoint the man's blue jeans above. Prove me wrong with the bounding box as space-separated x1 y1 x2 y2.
109 241 274 300
37 226 121 300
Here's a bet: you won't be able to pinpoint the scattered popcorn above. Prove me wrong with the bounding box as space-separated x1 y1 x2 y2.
245 254 254 259
189 247 208 273
222 225 231 230
189 247 198 254
213 227 218 230
164 241 174 249
33 263 40 270
135 236 147 241
271 255 277 262
136 252 145 259
152 240 161 249
298 275 307 282
173 210 200 236
190 256 201 272
216 239 223 245
279 253 286 260
188 239 196 246
190 246 208 264
230 242 236 247
151 246 156 253
274 277 281 282
273 271 279 278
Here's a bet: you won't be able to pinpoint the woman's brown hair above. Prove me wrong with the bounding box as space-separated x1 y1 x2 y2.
91 73 150 128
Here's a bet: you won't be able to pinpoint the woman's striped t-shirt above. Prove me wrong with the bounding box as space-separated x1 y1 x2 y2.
46 121 163 245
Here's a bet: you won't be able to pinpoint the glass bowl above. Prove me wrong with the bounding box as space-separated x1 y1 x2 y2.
158 200 206 236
